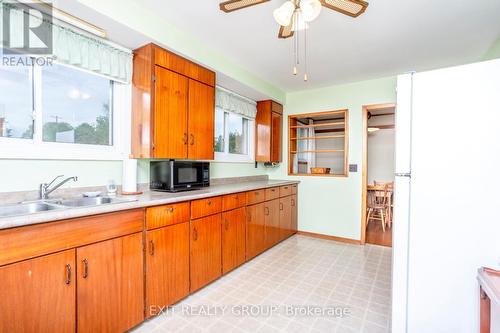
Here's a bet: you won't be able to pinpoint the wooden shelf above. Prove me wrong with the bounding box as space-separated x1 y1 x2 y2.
291 149 345 154
290 121 345 129
290 135 345 140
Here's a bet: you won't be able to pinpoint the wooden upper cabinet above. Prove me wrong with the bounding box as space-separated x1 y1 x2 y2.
255 100 283 162
154 66 188 159
0 250 76 333
146 222 190 318
188 79 215 160
132 43 216 159
77 233 144 333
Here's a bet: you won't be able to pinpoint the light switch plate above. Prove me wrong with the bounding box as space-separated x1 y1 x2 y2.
349 164 358 172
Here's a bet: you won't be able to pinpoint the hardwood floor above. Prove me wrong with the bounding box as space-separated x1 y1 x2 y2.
366 220 392 247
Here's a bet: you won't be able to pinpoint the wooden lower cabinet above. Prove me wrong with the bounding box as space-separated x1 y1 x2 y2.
246 202 266 260
279 196 292 241
190 214 222 292
77 233 144 333
265 199 280 248
146 222 190 318
0 250 76 333
291 194 298 234
222 207 246 274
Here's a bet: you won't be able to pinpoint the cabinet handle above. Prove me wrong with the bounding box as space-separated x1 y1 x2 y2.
271 189 276 192
193 227 198 241
190 134 195 145
264 207 269 216
224 219 229 230
82 259 89 279
65 264 72 285
150 240 155 256
207 200 212 206
166 207 174 213
291 199 295 206
284 186 289 190
280 203 284 211
183 133 188 145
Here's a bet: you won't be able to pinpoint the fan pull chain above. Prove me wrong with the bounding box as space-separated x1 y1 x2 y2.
304 26 308 82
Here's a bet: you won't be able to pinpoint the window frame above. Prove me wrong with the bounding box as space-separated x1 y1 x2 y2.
0 62 130 161
288 109 349 177
214 108 255 163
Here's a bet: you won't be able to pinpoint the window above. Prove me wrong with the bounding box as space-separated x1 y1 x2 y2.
0 61 127 160
288 109 349 176
214 108 255 162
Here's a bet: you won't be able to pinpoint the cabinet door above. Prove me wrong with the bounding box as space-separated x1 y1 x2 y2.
291 194 298 235
279 196 292 241
190 214 222 292
265 199 280 248
154 65 188 159
77 233 144 333
188 79 215 160
146 222 189 318
222 207 246 274
255 101 272 162
271 112 282 162
0 250 75 333
246 202 266 260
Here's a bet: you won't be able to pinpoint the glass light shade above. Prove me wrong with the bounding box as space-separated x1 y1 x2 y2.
273 1 295 27
300 0 322 22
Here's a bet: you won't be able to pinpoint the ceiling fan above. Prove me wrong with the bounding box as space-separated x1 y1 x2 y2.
219 0 369 39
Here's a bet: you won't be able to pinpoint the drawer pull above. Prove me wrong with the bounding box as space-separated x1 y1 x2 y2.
82 259 89 279
193 227 198 241
284 186 289 189
271 189 276 192
207 200 212 206
166 207 174 213
150 240 155 256
65 264 72 285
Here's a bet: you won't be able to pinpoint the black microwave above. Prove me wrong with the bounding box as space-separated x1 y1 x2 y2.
150 160 210 192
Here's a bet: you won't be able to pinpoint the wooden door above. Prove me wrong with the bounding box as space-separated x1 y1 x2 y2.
279 196 292 241
255 101 271 162
246 202 266 260
0 250 75 333
222 207 246 274
154 65 188 158
146 222 189 318
77 233 144 333
271 112 282 162
265 199 280 248
188 79 215 160
291 194 298 235
190 214 222 292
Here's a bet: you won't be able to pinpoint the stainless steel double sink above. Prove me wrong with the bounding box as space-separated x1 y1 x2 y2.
0 197 135 218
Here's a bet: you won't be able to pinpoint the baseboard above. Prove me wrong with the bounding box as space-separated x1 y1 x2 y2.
296 231 362 245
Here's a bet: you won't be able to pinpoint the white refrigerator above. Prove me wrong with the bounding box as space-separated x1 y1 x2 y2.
392 59 500 333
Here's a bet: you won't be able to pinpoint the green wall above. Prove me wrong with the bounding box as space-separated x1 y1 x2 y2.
267 76 397 240
483 36 500 61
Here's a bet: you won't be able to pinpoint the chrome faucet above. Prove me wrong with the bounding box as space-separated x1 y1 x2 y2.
39 175 78 199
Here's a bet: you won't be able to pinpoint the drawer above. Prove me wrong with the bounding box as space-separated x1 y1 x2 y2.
222 192 247 211
146 202 190 230
279 185 292 197
246 189 265 205
265 187 280 201
191 197 222 219
291 184 298 194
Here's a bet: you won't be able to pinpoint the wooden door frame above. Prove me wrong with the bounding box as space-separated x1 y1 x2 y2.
360 103 397 244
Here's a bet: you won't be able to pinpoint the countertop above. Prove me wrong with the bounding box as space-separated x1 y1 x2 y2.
0 179 299 231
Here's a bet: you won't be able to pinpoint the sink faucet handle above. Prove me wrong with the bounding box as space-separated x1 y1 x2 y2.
46 175 64 188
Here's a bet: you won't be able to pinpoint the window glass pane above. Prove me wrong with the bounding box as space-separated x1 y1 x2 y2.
42 64 112 145
0 65 33 139
214 108 225 152
228 113 248 155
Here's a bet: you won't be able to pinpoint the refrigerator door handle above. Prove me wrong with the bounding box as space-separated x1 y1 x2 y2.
395 173 411 178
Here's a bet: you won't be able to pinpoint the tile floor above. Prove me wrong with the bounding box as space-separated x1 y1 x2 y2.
133 235 392 333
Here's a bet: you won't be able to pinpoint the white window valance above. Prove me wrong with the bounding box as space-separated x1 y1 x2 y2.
215 87 257 119
1 0 133 83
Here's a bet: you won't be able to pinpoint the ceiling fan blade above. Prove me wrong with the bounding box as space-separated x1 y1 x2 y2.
219 0 271 13
320 0 369 18
278 23 294 39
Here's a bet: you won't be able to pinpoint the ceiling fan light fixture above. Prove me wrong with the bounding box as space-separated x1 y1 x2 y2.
300 0 322 22
273 1 295 26
291 9 309 31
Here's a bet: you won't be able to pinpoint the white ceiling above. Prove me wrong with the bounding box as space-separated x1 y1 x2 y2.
136 0 500 92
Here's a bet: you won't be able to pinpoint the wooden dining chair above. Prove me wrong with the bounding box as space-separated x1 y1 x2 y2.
367 183 390 232
374 181 394 227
